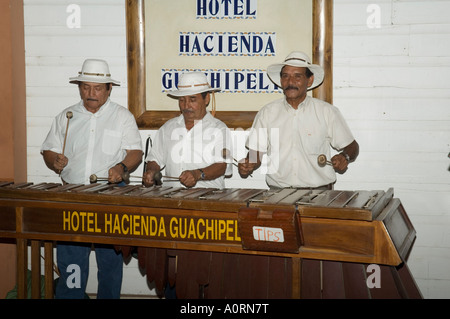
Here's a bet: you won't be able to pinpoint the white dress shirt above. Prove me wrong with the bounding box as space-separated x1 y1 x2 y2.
247 96 355 188
146 111 232 189
41 99 143 184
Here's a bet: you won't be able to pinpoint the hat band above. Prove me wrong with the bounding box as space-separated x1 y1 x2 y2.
284 57 310 65
79 72 111 77
178 83 210 89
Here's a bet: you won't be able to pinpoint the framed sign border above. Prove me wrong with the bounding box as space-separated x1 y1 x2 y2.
126 0 333 129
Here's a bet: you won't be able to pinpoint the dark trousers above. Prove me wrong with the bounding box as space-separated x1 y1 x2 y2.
55 242 123 299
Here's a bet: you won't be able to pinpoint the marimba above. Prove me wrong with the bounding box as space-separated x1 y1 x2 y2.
0 181 422 299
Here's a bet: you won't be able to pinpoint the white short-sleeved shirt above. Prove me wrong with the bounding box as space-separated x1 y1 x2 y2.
41 99 143 184
246 96 355 188
145 111 232 189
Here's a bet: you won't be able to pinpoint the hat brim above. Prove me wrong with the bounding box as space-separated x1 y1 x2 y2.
167 87 220 98
267 63 324 91
69 76 121 86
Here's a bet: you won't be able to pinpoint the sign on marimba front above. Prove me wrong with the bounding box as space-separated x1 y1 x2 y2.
17 204 303 253
21 206 241 244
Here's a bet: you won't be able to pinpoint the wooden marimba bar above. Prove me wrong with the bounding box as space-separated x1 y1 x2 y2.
0 181 422 299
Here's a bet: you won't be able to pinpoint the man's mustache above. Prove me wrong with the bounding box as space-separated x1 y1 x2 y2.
87 98 98 101
283 86 299 91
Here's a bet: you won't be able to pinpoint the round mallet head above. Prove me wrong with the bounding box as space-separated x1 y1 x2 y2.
122 171 130 184
66 111 73 119
317 154 328 167
89 174 97 184
154 171 162 185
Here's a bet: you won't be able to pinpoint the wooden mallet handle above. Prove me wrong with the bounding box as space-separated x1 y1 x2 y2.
62 111 73 156
153 171 179 185
90 173 142 184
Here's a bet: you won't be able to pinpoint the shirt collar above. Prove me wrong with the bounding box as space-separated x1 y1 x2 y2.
177 110 214 127
79 98 111 116
283 95 310 111
202 111 215 123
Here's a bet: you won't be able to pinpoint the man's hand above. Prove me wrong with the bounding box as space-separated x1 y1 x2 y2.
332 140 359 173
143 170 158 187
142 161 162 187
331 154 349 172
238 157 258 178
108 164 125 184
179 170 200 188
54 154 68 174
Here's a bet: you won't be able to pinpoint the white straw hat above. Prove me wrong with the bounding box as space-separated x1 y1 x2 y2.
69 59 120 86
267 51 324 90
168 72 220 98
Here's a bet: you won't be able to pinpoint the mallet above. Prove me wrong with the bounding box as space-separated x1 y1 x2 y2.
153 171 180 184
62 111 73 156
89 174 108 183
222 150 254 177
317 154 332 167
89 173 142 184
233 157 253 177
121 171 145 184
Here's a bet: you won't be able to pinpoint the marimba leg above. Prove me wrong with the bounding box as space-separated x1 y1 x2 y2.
31 240 41 298
16 238 27 299
16 240 55 299
44 241 54 299
292 257 301 298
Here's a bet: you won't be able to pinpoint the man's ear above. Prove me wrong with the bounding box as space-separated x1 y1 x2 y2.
204 92 211 106
307 75 315 88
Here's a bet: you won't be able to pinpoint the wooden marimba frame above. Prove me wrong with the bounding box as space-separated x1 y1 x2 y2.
0 181 422 299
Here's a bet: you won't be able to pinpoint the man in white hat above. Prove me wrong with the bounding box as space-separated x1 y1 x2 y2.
143 71 232 189
238 51 359 189
41 59 143 298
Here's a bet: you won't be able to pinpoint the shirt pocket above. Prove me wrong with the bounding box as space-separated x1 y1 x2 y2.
301 127 328 156
102 129 122 155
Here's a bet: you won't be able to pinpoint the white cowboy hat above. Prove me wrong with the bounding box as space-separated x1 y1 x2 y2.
168 72 220 98
267 51 324 90
69 59 120 86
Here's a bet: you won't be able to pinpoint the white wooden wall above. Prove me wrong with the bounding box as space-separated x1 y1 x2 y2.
23 0 450 298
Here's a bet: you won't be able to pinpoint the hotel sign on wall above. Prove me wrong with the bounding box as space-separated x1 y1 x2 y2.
145 0 312 113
